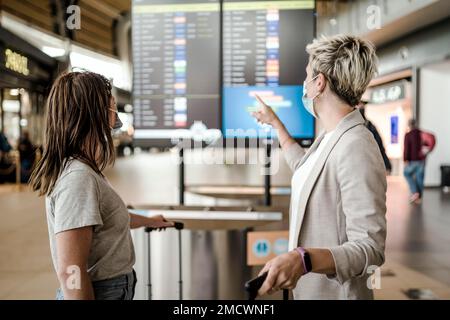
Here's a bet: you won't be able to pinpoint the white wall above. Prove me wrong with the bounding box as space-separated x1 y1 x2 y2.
420 61 450 186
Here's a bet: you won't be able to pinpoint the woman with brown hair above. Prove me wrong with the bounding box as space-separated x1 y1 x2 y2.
31 71 174 300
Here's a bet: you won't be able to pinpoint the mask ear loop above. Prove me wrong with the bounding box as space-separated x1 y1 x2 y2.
308 74 322 118
309 74 321 101
306 74 320 86
312 91 321 101
108 108 118 131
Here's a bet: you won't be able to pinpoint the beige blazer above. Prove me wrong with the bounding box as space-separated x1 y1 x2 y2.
284 110 387 300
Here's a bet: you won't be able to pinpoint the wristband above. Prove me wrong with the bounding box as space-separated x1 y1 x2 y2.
295 247 312 275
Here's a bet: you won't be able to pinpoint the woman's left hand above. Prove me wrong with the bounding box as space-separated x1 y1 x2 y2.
257 251 304 296
147 215 175 230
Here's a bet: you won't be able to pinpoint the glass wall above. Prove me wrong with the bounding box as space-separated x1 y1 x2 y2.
1 88 21 148
0 88 46 149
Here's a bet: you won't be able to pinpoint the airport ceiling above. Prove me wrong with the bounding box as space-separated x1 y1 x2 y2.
0 0 335 57
0 0 132 56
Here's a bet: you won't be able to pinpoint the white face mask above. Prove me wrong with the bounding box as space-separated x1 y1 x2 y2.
302 75 320 118
109 108 123 134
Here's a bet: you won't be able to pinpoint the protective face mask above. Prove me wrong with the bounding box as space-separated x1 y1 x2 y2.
302 75 320 118
109 108 123 133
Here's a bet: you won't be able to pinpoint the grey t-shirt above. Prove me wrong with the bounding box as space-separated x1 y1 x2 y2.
45 159 135 281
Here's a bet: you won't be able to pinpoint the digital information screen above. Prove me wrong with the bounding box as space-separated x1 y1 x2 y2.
222 0 315 141
132 0 220 146
223 85 313 138
132 0 316 146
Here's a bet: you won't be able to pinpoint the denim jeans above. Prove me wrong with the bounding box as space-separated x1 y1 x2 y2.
56 269 136 300
404 161 425 196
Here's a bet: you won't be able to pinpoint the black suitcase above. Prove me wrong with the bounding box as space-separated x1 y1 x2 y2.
144 221 184 300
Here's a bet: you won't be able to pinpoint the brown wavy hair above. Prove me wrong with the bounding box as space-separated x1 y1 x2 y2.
31 71 115 196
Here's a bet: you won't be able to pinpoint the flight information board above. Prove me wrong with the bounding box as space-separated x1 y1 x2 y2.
222 0 315 140
132 0 316 146
132 0 220 145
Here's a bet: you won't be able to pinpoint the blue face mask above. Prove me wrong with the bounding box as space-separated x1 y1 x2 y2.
302 75 320 118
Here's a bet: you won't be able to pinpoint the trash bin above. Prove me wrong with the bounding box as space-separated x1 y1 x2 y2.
441 165 450 189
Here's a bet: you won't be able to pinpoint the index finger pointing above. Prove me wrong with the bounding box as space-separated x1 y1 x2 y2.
255 94 268 108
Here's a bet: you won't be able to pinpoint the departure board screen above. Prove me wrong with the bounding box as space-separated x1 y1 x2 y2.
132 0 220 146
222 0 315 140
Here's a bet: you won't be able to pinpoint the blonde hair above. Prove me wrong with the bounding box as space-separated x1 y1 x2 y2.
306 34 378 107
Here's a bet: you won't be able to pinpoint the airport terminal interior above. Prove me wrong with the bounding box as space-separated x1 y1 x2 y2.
1 0 450 300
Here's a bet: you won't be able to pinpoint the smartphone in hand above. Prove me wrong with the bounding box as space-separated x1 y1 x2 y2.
245 272 268 300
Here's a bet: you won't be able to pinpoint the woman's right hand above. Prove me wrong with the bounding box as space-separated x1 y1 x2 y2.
252 94 295 150
251 95 281 127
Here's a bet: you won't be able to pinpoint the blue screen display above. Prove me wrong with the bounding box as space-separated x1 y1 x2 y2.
222 85 314 139
390 115 399 144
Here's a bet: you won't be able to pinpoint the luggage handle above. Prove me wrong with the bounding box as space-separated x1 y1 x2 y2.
145 221 184 233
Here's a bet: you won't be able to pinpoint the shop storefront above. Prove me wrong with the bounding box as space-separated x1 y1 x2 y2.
1 15 134 154
0 26 57 148
367 17 450 184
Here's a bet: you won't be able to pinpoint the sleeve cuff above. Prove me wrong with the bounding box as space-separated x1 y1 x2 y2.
326 245 370 285
326 247 345 284
55 216 103 234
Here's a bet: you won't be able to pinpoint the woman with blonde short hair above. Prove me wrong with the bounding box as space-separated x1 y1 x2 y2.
252 34 387 300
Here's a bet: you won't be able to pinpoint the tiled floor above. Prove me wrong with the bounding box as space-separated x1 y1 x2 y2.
0 188 58 299
0 152 449 299
382 176 450 299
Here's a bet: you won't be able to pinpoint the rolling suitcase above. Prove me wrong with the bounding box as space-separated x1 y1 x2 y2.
144 221 184 300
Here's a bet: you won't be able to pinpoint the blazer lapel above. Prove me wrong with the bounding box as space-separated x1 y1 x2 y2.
288 132 324 230
292 110 365 247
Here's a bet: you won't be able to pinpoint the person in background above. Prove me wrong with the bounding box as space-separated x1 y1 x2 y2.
31 71 175 300
18 130 36 183
420 130 436 160
0 131 12 154
0 131 15 184
403 119 435 204
252 34 386 300
358 101 392 174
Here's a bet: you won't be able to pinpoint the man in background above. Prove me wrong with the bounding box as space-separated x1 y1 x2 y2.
403 119 435 204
